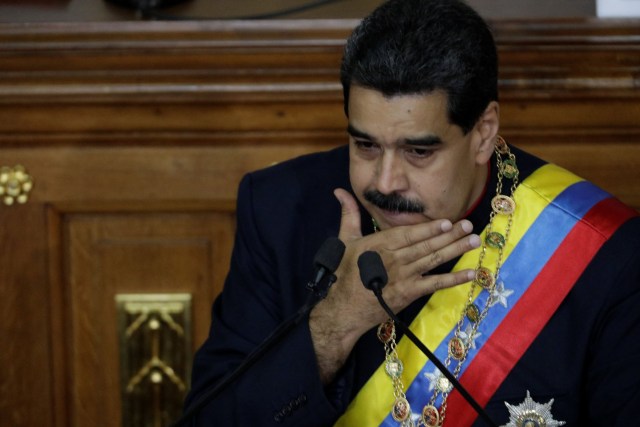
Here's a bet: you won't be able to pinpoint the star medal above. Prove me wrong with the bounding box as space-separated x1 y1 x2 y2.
502 390 566 427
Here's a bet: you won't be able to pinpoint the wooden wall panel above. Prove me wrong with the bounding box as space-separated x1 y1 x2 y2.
64 211 235 427
0 145 338 205
0 205 53 426
0 18 639 427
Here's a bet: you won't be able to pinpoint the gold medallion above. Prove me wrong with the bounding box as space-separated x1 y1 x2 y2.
385 356 404 379
377 319 395 344
486 231 506 249
475 267 495 290
491 194 516 215
466 303 481 323
436 376 453 393
448 337 466 360
502 159 519 179
495 135 509 154
391 397 411 422
421 404 440 427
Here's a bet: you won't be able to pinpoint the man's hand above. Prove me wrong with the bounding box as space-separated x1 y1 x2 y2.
309 188 480 384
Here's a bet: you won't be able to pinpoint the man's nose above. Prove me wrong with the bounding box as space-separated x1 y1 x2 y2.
375 153 409 195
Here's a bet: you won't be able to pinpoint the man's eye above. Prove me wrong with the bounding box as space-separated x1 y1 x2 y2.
354 140 377 150
406 147 432 158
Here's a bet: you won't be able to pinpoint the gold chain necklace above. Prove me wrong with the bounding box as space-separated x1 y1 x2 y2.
376 136 519 426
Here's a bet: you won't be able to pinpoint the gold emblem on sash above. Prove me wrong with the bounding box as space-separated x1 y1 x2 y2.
475 267 495 290
465 304 481 323
392 397 411 422
448 337 466 360
421 404 440 427
492 194 516 215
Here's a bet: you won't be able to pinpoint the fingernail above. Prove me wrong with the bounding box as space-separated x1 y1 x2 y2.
441 220 453 232
469 234 481 248
461 220 473 233
467 270 476 281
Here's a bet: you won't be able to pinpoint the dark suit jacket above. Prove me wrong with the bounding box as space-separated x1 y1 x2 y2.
184 145 640 426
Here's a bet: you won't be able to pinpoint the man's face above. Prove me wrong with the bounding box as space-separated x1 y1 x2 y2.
348 85 492 230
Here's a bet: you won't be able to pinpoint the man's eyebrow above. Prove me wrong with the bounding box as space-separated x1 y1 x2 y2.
404 135 443 147
347 124 443 146
346 124 373 140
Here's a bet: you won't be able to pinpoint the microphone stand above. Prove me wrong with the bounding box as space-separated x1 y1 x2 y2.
371 287 498 427
171 275 336 427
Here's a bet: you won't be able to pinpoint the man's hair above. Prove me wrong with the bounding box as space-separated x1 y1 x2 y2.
340 0 498 134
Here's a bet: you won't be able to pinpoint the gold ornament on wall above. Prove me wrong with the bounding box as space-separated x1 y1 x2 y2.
0 165 34 206
116 293 192 427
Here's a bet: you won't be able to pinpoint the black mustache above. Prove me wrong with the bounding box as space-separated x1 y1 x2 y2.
364 190 424 214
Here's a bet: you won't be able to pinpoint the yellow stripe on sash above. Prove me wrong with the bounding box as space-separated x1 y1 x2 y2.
335 164 582 426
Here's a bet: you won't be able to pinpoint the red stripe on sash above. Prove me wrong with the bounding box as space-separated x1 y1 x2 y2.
444 198 637 427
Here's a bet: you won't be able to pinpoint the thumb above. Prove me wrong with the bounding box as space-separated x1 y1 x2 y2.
334 188 363 242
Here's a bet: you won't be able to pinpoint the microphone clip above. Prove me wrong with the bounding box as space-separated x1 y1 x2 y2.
306 273 337 299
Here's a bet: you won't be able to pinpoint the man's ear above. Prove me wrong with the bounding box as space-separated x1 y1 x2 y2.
474 101 499 165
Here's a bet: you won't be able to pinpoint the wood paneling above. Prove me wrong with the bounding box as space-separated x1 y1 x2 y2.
0 204 52 426
0 0 595 22
65 211 234 426
0 18 638 427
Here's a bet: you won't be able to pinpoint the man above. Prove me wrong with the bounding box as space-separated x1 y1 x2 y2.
185 0 640 425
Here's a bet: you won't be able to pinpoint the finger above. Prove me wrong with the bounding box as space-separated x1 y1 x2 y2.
377 219 458 251
414 269 475 297
406 232 480 276
392 219 477 264
334 188 362 242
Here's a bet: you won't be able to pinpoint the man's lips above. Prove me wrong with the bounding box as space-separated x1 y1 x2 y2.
374 206 426 227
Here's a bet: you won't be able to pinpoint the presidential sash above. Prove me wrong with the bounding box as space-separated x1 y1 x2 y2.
335 163 637 427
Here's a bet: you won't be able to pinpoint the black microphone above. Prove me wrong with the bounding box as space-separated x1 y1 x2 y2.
172 237 346 427
357 250 388 293
307 237 346 297
357 250 498 427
